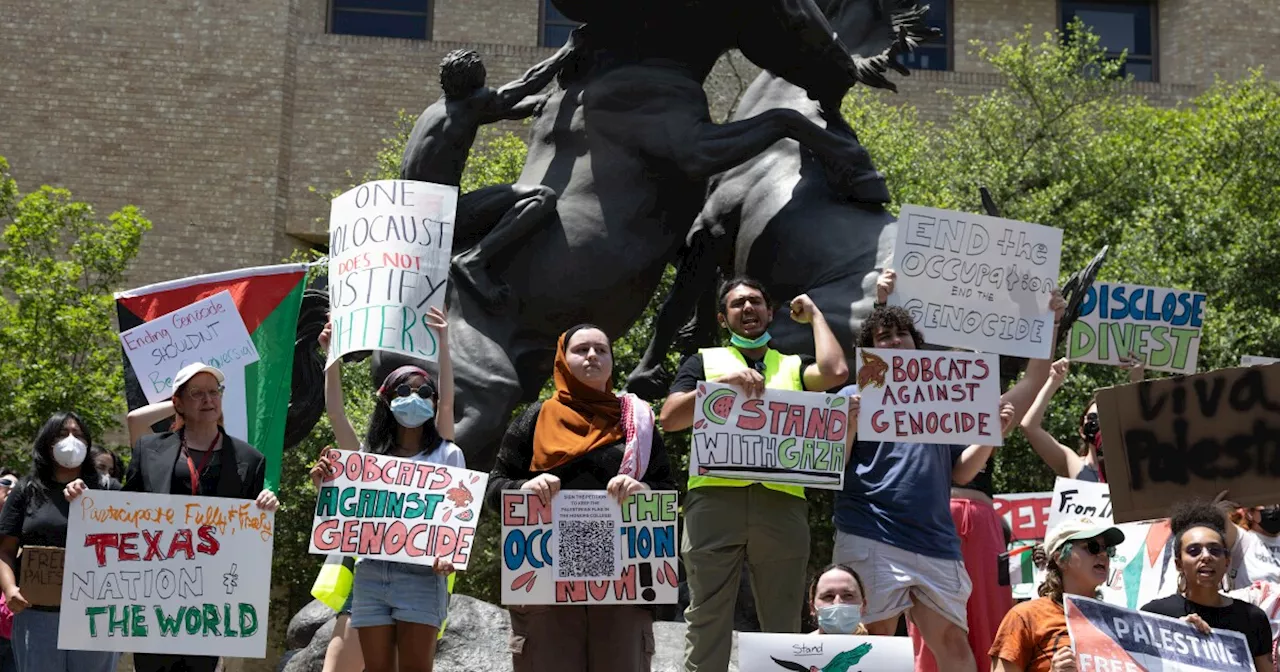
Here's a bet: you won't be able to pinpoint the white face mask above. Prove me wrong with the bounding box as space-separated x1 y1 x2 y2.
53 436 87 469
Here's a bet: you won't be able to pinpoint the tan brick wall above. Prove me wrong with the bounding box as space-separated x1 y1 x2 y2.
1161 0 1280 87
951 0 1057 73
434 0 541 46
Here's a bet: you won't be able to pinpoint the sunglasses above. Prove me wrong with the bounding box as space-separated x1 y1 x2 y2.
1185 543 1228 559
393 384 433 399
0 479 15 489
1075 539 1117 558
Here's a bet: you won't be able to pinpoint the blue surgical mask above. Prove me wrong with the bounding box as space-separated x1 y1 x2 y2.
389 396 435 428
817 603 862 634
730 329 772 349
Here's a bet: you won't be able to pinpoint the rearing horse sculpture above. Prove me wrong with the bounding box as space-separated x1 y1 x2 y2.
373 0 911 469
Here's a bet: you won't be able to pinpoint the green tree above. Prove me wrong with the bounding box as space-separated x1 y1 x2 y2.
0 156 150 461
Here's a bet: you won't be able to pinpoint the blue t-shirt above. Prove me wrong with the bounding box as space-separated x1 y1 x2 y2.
835 439 964 559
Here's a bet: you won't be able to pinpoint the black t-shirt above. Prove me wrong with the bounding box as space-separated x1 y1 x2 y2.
172 448 223 496
0 479 75 548
669 351 819 394
1141 594 1273 659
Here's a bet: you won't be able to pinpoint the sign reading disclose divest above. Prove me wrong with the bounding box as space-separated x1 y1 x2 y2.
58 491 274 657
308 449 487 569
854 348 1003 446
1066 595 1251 672
889 205 1063 360
690 382 848 489
327 180 457 367
1069 282 1207 374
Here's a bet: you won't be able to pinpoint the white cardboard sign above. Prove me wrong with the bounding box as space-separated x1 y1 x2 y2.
738 633 914 671
1069 282 1206 374
854 348 1003 445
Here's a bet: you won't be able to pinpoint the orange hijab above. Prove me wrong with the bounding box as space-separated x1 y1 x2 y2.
531 330 624 471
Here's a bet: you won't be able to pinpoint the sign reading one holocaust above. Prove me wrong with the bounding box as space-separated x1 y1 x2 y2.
889 205 1063 359
690 382 847 489
500 490 679 606
58 491 274 657
308 449 487 569
854 349 1003 446
327 180 457 366
1096 365 1280 523
1069 283 1206 374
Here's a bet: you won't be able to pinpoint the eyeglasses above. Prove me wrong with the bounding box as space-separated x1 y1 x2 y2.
186 387 224 402
1075 539 1117 558
394 384 433 399
1185 543 1228 559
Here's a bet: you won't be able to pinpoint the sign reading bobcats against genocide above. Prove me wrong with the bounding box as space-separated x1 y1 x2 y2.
854 349 1003 446
500 490 679 606
1066 595 1252 672
690 382 847 489
738 633 914 671
308 449 487 570
1070 282 1207 374
1097 364 1280 523
58 491 274 657
889 205 1063 360
327 180 457 366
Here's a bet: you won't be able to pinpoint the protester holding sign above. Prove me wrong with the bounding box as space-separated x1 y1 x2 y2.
0 412 117 672
313 312 460 672
1142 500 1274 671
809 564 870 636
842 269 1058 672
659 277 847 672
989 518 1125 672
485 324 674 672
1019 357 1143 483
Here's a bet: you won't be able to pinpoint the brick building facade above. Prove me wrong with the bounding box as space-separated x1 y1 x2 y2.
2 0 1278 288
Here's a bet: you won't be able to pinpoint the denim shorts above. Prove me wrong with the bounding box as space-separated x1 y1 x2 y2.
350 559 448 628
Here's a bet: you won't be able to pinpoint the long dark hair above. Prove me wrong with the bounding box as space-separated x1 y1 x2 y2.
24 411 101 506
364 368 442 456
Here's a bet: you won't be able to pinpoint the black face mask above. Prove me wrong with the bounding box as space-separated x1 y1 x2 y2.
1258 507 1280 536
1082 412 1100 444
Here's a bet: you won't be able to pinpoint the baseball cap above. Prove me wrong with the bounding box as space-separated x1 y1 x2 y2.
1044 518 1126 557
172 362 226 393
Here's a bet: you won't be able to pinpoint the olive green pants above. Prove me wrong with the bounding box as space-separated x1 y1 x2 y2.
681 485 810 672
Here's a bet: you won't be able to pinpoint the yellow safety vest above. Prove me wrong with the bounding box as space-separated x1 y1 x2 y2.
687 347 807 499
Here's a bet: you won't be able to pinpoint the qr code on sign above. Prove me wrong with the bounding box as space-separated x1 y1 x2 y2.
557 520 616 579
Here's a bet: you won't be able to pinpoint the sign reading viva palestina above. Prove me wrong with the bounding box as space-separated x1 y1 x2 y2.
738 633 914 671
501 490 679 606
889 205 1063 360
58 491 274 657
854 349 1003 446
308 449 486 569
1070 283 1207 374
1066 595 1251 672
327 180 457 366
690 382 847 489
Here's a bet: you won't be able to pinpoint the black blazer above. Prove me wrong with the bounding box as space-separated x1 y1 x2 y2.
123 430 266 500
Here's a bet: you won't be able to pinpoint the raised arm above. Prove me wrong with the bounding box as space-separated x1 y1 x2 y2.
127 401 176 447
491 29 579 113
792 294 849 391
426 306 454 441
319 323 362 454
1018 358 1083 479
999 290 1067 427
954 401 1015 485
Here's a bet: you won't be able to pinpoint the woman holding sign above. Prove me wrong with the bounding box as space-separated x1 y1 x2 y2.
310 308 458 672
1142 501 1275 671
65 362 279 672
0 412 119 672
484 324 675 672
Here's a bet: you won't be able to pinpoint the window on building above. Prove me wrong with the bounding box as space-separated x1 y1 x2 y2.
541 0 581 48
897 0 949 71
1061 1 1156 81
329 0 432 40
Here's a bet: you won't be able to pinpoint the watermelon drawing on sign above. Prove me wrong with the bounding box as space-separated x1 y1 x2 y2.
701 388 736 425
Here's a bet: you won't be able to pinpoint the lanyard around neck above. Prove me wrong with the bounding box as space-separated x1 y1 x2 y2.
181 430 221 496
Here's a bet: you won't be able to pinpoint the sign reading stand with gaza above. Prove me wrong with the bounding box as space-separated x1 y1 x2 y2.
327 180 457 366
690 382 848 489
854 348 1003 446
1070 282 1207 374
889 205 1063 360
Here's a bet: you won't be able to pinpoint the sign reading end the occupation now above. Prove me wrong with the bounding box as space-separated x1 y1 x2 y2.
889 205 1063 360
327 180 457 367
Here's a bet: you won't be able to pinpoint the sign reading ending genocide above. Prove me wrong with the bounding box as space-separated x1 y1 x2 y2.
58 491 275 657
889 205 1063 359
327 180 457 366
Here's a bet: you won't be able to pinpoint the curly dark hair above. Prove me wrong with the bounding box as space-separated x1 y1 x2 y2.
439 49 487 99
1169 499 1227 558
717 276 772 314
857 305 926 348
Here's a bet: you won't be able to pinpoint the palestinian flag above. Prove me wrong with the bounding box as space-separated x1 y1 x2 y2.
1008 544 1038 586
115 264 308 489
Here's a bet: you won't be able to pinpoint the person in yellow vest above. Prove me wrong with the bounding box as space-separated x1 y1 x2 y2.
660 276 849 672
